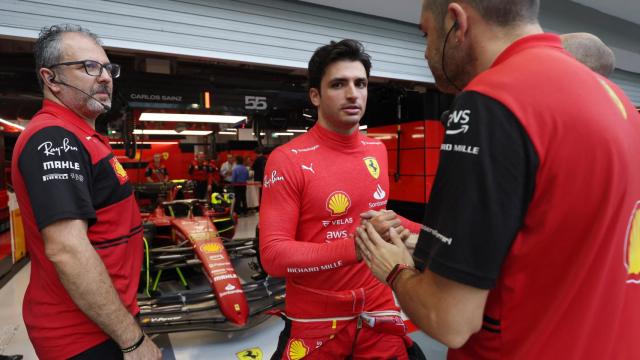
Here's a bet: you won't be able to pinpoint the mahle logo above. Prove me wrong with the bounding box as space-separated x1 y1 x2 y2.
625 201 640 284
446 110 471 135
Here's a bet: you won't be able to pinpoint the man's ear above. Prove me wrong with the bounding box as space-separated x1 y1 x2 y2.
40 68 58 89
309 87 321 107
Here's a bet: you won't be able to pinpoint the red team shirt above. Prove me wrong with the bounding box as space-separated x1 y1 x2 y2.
11 100 143 359
414 34 640 359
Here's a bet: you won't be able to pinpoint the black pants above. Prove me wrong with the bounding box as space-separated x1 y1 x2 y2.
234 185 247 215
194 180 208 200
69 338 122 360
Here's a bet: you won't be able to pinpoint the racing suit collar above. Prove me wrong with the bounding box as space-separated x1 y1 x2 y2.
310 123 361 151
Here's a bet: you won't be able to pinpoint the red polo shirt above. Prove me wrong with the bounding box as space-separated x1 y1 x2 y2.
11 100 143 359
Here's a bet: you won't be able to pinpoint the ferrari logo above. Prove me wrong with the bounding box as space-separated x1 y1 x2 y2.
162 151 170 160
625 201 640 284
109 157 129 184
363 157 380 179
236 347 263 360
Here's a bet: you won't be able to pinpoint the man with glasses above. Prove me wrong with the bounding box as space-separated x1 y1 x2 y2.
11 24 161 359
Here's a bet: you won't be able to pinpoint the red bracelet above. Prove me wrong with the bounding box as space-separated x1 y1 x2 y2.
386 263 417 289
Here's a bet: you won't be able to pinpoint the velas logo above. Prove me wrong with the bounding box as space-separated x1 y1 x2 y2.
109 157 129 184
363 157 380 179
287 339 308 360
326 191 351 217
446 110 471 135
200 243 222 253
625 201 640 284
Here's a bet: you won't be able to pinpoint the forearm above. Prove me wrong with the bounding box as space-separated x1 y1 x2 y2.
53 247 141 347
260 237 358 277
393 270 483 349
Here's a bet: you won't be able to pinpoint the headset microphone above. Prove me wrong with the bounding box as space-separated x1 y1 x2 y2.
49 76 111 111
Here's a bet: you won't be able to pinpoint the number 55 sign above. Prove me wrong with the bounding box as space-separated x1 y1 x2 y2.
245 96 268 110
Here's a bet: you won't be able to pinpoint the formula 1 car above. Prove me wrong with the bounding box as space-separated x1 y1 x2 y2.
133 182 284 334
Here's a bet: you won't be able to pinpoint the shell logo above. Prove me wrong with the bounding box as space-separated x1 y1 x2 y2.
109 157 129 184
287 339 308 360
625 201 640 284
326 191 351 217
200 243 222 253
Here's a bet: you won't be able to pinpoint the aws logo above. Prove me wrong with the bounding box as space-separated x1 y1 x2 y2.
446 110 471 135
625 201 640 284
326 191 351 217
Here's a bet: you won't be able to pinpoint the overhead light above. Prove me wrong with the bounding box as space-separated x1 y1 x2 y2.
133 129 212 136
218 131 237 135
252 132 266 136
0 118 25 130
411 134 425 139
286 129 307 133
110 141 179 145
359 125 368 130
273 132 294 136
302 113 312 118
139 113 246 124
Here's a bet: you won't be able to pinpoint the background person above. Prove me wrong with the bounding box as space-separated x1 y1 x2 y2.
144 153 168 182
357 1 640 359
188 151 213 200
231 155 249 216
11 24 161 360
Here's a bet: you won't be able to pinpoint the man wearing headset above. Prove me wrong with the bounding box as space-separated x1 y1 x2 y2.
357 1 640 359
11 24 161 360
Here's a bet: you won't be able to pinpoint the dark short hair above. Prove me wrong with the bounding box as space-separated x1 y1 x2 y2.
308 39 371 92
423 0 539 29
33 24 101 90
235 156 244 165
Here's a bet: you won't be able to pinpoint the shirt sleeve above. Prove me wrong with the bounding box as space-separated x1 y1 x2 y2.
18 126 95 230
259 149 358 277
398 215 422 234
413 91 538 289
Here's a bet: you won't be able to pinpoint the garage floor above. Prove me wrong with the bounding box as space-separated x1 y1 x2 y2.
0 212 447 360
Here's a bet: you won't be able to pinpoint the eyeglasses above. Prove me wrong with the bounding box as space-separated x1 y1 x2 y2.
48 60 121 78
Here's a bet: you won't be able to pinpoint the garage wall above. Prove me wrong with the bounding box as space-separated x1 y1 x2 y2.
0 0 430 82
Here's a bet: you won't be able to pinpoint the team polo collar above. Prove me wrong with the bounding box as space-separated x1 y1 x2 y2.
37 99 99 137
491 33 563 69
310 123 361 150
36 99 112 146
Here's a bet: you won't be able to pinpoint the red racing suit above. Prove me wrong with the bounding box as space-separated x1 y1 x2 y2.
259 124 421 359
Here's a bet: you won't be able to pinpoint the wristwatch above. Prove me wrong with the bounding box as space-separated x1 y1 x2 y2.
386 263 417 289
